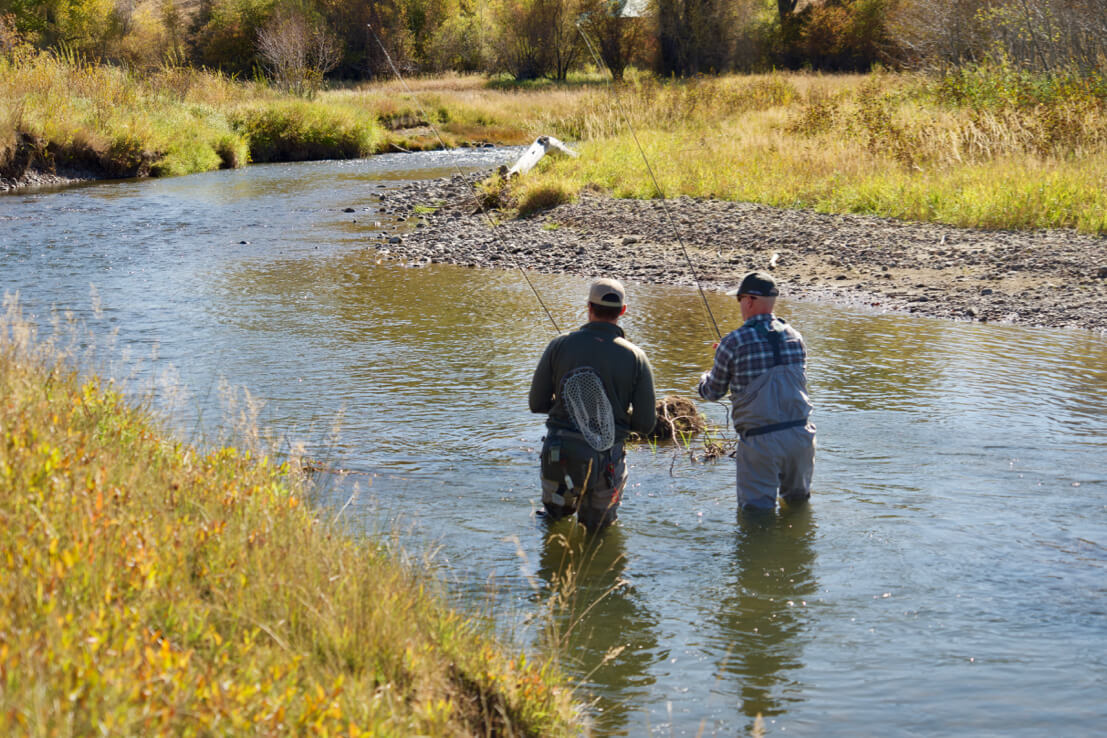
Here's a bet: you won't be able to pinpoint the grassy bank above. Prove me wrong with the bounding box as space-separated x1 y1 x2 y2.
0 51 561 182
0 48 398 178
0 301 577 736
510 69 1107 233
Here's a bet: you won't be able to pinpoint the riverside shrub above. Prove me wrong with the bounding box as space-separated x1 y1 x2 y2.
231 102 386 162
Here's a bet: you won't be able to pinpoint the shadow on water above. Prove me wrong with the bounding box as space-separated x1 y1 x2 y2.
535 521 662 736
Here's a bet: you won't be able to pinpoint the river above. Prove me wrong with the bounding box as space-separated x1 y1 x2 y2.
3 149 1106 736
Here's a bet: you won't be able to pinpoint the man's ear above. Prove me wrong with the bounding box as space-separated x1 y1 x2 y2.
619 305 627 316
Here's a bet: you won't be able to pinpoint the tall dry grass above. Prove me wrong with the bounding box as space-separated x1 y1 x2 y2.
0 296 579 736
509 71 1107 233
0 47 250 177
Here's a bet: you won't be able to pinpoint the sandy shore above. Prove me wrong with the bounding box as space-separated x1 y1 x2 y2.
364 172 1107 335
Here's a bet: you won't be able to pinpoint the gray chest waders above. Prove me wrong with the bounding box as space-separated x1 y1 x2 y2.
741 320 809 440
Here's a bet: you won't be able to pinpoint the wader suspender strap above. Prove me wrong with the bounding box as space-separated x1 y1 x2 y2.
758 320 784 367
741 319 807 440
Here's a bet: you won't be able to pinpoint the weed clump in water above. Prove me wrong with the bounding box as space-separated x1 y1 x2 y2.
647 395 706 440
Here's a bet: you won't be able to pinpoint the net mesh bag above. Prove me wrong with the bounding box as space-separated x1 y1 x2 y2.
561 367 615 451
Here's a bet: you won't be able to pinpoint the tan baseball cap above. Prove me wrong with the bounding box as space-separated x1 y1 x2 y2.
588 278 626 307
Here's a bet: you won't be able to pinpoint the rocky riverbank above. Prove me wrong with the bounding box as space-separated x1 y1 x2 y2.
364 172 1107 334
0 163 103 192
0 169 85 192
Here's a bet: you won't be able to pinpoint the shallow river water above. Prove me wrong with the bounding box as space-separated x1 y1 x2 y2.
3 149 1106 736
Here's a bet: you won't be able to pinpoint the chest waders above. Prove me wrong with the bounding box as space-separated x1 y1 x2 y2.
546 436 616 510
730 320 816 510
740 320 809 440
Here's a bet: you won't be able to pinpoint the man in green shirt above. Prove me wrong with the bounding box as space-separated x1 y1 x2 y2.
529 278 657 529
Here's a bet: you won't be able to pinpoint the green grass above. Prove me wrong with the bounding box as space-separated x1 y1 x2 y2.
230 101 386 162
0 50 489 179
0 301 578 736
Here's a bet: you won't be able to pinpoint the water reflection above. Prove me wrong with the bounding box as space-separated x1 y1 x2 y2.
703 508 817 732
535 522 662 736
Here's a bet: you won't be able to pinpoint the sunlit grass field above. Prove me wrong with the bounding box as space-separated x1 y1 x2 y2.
512 71 1107 233
0 300 578 736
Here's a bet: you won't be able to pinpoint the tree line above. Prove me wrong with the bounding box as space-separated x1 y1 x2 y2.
3 0 1105 89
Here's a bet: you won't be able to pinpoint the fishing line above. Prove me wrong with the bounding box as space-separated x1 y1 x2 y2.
366 24 562 335
576 24 723 342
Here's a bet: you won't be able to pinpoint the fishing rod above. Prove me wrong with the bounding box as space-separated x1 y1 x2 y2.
366 24 562 335
576 23 723 343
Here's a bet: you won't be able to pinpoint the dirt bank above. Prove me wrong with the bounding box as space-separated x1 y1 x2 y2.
363 172 1107 335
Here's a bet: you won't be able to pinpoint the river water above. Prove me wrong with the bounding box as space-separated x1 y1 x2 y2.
3 150 1106 736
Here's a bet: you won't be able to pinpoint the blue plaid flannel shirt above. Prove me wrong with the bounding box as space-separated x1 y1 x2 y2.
698 314 807 400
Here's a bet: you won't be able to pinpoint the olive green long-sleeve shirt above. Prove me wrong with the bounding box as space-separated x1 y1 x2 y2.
529 321 656 440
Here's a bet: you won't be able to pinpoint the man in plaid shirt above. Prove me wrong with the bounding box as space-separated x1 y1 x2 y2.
698 272 815 512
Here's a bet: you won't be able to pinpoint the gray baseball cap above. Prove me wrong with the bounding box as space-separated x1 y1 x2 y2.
588 278 626 307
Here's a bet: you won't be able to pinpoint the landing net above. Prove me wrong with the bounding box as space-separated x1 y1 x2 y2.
561 367 615 451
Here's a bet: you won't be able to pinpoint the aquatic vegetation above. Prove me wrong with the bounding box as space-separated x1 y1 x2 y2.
0 300 578 736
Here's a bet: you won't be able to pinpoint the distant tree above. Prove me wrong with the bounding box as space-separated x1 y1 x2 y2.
488 0 548 80
1 0 118 53
577 0 648 81
776 0 798 25
655 0 732 75
257 5 340 94
1049 0 1107 73
796 0 898 71
489 0 589 80
546 0 587 80
885 0 993 67
878 0 1102 73
425 0 490 72
160 0 186 62
191 0 271 74
0 12 21 54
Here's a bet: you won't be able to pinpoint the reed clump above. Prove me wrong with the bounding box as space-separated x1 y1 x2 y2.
0 299 578 736
516 180 574 217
